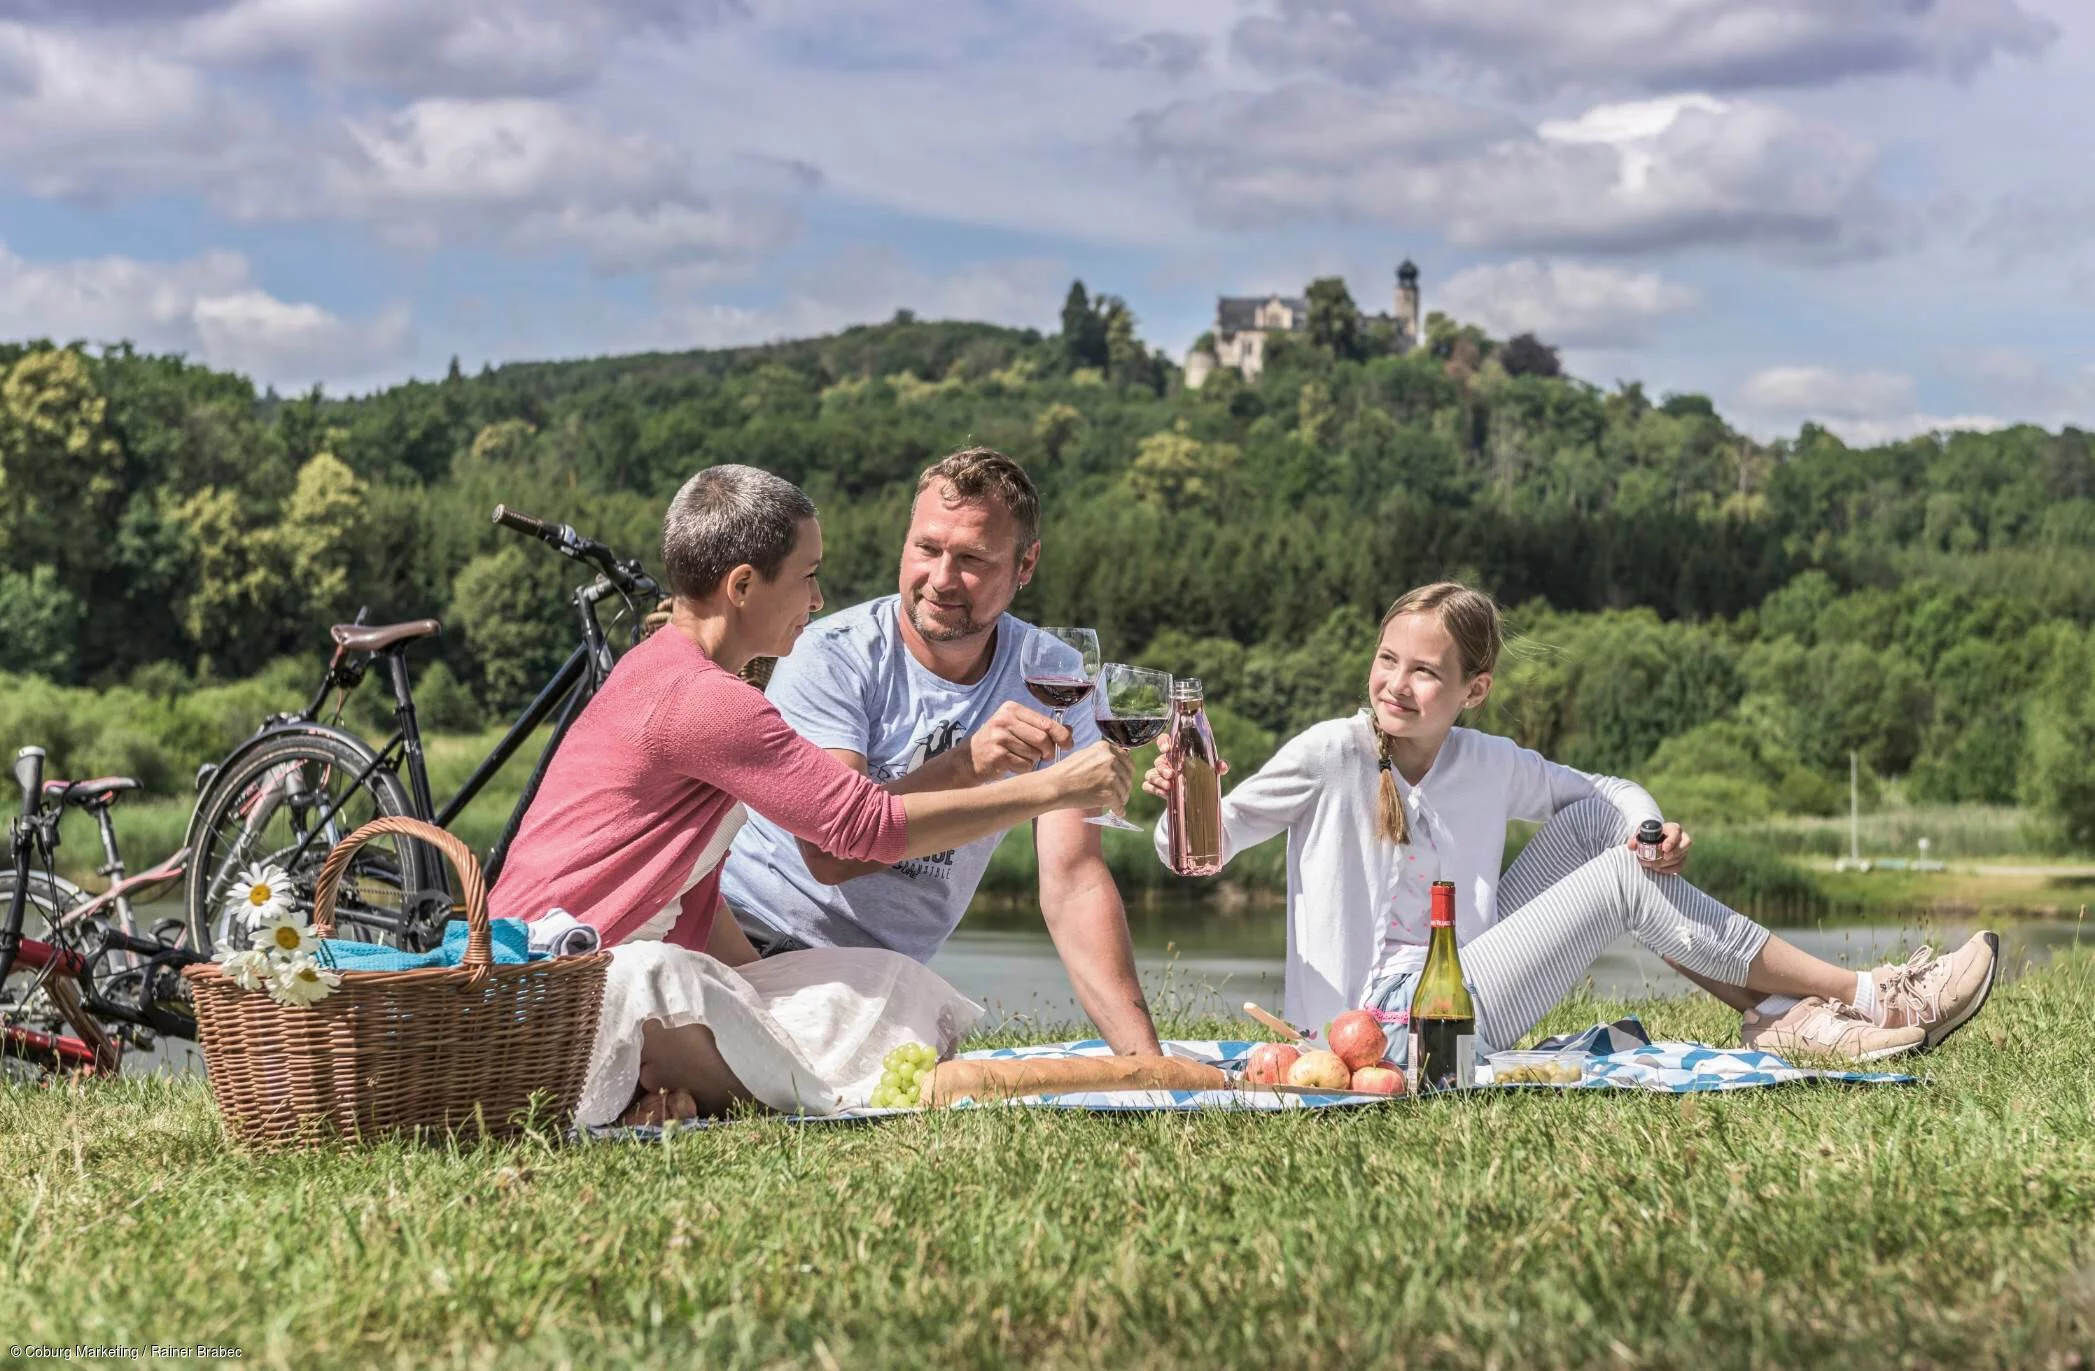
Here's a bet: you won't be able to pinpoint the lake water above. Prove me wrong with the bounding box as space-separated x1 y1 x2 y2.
123 902 2088 1075
929 902 2090 1036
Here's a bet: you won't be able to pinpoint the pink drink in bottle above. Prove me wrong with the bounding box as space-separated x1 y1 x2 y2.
1165 678 1224 877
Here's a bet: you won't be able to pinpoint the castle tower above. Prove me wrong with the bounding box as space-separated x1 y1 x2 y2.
1396 259 1421 350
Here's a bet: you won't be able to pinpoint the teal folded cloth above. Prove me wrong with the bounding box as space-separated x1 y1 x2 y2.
318 918 542 972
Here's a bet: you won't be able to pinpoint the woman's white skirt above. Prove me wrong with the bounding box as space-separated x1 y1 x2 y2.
576 941 984 1126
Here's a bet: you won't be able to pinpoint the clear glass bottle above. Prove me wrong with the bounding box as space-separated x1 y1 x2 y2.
1165 679 1224 878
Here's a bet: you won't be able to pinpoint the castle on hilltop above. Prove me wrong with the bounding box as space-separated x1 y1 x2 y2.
1184 260 1422 387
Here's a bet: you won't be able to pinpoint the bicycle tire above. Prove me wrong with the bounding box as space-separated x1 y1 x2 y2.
182 732 432 954
0 869 85 949
0 872 104 1083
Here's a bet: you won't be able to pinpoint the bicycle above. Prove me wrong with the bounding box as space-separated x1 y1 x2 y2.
1 747 206 1082
181 505 660 954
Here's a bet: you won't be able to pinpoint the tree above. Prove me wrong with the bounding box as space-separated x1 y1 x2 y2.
1033 403 1084 462
1125 428 1238 512
1099 296 1157 391
0 348 126 591
1060 281 1108 371
2022 629 2095 848
0 566 84 681
1424 311 1460 359
276 452 370 629
448 545 573 716
170 486 294 670
1295 381 1337 448
1305 277 1362 360
1500 333 1561 378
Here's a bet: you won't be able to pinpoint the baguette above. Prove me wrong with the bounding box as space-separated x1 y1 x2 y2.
920 1055 1227 1106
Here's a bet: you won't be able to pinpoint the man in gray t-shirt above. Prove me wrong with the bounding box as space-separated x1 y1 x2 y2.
721 449 1160 1054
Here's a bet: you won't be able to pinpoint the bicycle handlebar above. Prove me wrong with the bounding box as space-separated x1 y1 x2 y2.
491 504 554 541
490 504 659 599
13 746 44 819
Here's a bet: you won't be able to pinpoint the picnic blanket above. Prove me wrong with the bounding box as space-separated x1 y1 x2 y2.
586 1016 1914 1139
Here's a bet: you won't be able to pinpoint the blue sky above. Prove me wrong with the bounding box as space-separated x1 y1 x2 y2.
1 0 2090 441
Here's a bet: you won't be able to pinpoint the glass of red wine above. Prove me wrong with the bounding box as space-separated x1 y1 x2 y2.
1087 662 1171 830
1021 626 1101 766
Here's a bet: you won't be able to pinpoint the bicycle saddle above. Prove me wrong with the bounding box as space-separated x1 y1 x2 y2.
330 618 441 651
44 776 143 808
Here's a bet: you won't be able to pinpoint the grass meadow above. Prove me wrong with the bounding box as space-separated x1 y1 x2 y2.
3 949 2092 1369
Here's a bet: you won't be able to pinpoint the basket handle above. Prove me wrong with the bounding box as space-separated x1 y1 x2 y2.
311 817 490 970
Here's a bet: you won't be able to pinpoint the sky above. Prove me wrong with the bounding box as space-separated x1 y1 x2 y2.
0 0 2090 443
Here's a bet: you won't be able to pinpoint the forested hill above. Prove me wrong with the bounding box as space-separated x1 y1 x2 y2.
5 284 2095 842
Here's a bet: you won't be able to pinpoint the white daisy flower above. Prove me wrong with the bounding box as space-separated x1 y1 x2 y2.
252 915 320 961
228 863 295 930
212 946 273 992
269 955 341 1007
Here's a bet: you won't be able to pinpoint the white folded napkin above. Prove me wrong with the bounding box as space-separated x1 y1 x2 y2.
527 908 602 959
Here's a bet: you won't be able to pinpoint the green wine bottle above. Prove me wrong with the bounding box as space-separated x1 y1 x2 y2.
1408 880 1476 1091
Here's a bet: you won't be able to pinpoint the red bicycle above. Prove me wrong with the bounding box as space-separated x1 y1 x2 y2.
0 746 203 1081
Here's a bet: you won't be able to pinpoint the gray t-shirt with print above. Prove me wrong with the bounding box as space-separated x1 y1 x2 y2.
719 595 1100 962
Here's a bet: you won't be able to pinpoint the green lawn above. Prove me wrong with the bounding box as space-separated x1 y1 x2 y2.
4 953 2093 1369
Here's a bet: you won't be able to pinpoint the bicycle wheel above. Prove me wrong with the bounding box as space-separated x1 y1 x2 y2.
0 872 100 1083
183 732 433 954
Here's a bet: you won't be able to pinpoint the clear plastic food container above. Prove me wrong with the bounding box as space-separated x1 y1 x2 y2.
1481 1049 1588 1086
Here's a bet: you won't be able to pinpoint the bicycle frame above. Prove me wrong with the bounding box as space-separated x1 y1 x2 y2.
48 847 189 946
252 573 629 896
1 757 159 1075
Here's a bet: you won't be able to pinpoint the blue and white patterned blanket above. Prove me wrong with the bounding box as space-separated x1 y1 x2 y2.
586 1017 1913 1139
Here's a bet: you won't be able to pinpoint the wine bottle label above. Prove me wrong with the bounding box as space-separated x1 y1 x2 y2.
1455 1034 1475 1090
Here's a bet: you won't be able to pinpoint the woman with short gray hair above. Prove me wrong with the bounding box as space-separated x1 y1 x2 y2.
492 464 1132 1124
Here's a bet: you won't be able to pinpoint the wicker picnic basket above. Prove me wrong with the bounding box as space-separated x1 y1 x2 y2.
183 817 611 1149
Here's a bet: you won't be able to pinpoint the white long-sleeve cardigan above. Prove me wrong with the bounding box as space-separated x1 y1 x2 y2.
1153 714 1662 1034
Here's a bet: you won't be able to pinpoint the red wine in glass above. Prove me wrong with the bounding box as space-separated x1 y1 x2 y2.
1024 675 1096 712
1096 716 1167 749
1088 662 1173 830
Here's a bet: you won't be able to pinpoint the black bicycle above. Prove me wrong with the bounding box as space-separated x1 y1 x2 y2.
2 747 206 1082
180 506 660 954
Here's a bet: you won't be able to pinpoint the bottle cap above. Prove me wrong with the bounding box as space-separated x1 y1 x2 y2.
1170 679 1204 700
1636 819 1665 843
1429 879 1456 927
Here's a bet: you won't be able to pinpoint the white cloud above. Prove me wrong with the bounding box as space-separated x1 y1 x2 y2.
1231 0 2058 96
0 242 412 386
29 0 747 100
1436 258 1699 347
1099 30 1208 78
1732 364 2004 444
280 98 786 271
1136 87 1901 260
1965 347 2095 426
0 20 267 199
0 21 793 276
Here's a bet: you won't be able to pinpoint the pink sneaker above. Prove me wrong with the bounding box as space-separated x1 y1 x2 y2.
1870 932 2000 1049
1740 997 1925 1063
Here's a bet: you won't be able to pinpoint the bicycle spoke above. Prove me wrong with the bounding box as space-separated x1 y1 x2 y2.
197 749 419 949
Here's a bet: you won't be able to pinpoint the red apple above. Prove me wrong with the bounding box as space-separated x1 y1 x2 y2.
1327 1009 1389 1071
1350 1063 1406 1096
1287 1049 1353 1090
1243 1042 1301 1086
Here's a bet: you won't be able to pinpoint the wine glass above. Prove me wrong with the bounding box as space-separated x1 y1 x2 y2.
1087 663 1172 830
1021 626 1100 766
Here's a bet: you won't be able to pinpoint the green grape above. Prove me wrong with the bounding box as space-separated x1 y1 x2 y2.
873 1040 937 1109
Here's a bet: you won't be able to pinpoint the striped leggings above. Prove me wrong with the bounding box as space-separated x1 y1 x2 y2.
1367 799 1772 1052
